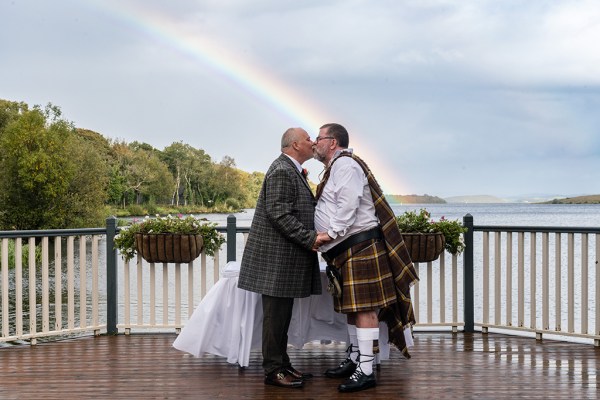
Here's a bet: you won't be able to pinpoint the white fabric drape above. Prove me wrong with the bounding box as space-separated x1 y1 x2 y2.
173 262 394 367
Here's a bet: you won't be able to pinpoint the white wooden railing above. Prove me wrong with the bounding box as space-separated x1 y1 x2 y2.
1 232 105 344
2 216 600 348
412 253 464 332
475 228 600 344
118 232 249 333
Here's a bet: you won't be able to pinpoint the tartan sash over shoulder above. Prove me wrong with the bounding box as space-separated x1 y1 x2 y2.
317 152 419 358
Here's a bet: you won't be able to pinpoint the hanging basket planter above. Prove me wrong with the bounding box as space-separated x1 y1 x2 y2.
135 233 204 264
401 232 445 263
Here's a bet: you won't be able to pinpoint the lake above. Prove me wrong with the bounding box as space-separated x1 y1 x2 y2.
210 202 600 229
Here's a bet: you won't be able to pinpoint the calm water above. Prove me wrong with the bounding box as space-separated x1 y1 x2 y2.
391 203 600 227
209 202 600 229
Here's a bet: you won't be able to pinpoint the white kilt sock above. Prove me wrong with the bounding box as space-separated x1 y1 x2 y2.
356 327 379 376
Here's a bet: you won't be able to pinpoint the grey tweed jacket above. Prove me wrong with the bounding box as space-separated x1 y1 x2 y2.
237 154 321 298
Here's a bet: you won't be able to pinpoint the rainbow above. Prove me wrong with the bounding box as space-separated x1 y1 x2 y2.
88 2 407 194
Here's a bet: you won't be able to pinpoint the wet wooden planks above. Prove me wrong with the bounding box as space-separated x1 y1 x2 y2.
1 332 599 399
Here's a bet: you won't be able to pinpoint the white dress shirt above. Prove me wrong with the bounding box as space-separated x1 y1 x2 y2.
314 149 379 252
283 153 303 173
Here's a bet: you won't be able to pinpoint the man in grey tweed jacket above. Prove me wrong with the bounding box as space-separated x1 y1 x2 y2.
238 127 330 388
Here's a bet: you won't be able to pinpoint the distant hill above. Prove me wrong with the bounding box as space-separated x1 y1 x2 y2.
386 194 446 204
385 193 600 205
504 194 570 203
544 194 600 204
444 195 507 204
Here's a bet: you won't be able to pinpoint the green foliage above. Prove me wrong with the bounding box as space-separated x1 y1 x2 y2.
0 239 42 268
107 166 128 205
224 197 240 210
114 215 226 262
396 209 468 255
0 98 264 225
65 135 109 227
395 209 438 233
160 142 212 207
127 204 146 217
145 201 159 216
0 103 107 229
0 100 28 133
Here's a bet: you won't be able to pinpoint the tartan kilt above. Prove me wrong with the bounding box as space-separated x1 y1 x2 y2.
327 238 397 314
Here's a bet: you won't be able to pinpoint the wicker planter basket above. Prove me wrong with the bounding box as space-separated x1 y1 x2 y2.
401 232 445 263
135 233 204 263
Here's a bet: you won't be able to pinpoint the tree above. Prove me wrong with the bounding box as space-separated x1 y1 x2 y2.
64 135 109 226
0 104 108 229
0 99 266 215
117 144 174 205
0 99 28 134
242 171 265 207
206 157 257 208
161 142 214 206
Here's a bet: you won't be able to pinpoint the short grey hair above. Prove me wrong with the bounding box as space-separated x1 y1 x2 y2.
281 127 299 150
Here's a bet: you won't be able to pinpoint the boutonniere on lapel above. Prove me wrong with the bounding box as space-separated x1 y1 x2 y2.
302 168 309 179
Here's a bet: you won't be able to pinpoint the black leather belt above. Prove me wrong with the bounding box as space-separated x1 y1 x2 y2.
323 227 382 261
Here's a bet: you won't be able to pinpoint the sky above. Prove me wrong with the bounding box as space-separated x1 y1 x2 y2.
1 0 600 199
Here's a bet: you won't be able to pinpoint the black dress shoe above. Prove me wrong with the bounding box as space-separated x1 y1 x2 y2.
264 370 304 388
338 370 376 392
324 358 357 378
285 366 313 380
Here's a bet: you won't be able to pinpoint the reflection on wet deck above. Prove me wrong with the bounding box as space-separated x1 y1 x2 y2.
1 332 599 399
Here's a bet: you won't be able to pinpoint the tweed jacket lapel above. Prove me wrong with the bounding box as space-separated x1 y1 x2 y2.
280 154 314 197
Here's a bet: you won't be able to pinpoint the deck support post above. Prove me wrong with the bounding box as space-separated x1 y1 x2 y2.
227 215 237 262
463 214 475 333
106 216 118 335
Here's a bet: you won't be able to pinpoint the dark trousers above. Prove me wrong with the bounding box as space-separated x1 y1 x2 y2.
261 294 294 375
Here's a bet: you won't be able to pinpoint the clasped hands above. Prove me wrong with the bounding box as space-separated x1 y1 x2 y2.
312 232 332 251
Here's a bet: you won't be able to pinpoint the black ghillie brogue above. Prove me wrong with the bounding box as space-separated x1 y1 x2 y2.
338 369 377 393
324 344 359 378
325 357 357 378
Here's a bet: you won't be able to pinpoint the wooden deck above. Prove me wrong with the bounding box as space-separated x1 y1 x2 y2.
1 332 599 399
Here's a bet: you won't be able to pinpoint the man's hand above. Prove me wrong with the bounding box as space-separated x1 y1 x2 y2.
312 232 332 251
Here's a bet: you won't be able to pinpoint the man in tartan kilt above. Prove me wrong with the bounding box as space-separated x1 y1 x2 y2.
313 123 418 393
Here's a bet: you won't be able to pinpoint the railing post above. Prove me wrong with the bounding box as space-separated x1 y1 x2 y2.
227 214 237 262
106 216 118 335
463 214 474 333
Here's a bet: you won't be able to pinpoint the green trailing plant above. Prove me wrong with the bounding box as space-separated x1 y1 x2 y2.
395 208 468 255
114 214 226 262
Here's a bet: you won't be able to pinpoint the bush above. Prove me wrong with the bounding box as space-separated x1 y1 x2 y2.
126 204 145 217
224 197 240 210
145 202 159 216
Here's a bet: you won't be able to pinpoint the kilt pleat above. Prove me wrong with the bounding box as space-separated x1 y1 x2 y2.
330 239 397 313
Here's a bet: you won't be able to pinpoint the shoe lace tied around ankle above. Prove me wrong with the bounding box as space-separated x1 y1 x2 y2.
350 354 375 381
347 344 360 357
342 344 360 366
